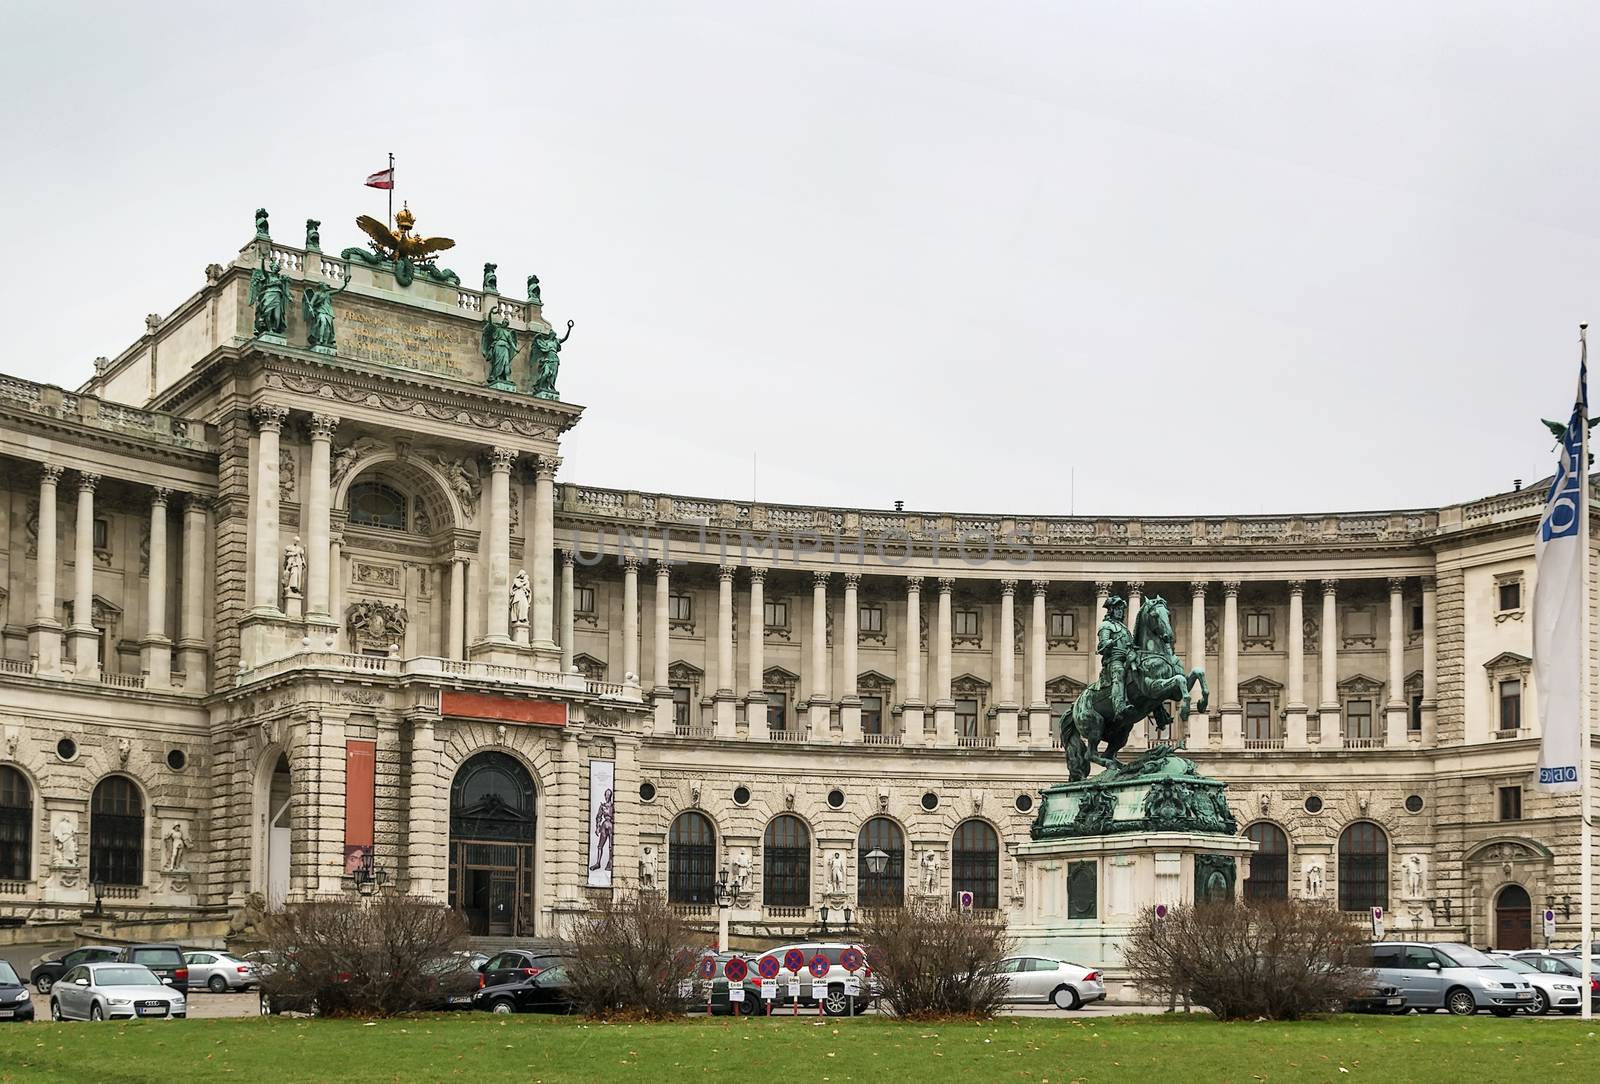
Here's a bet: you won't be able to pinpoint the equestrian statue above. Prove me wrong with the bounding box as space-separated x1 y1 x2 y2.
1058 594 1209 782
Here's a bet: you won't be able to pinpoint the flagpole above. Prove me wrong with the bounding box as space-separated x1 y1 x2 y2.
387 152 395 229
1581 322 1593 1021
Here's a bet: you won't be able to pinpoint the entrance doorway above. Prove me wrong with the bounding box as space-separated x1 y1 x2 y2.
449 752 536 936
1494 884 1532 950
265 754 291 912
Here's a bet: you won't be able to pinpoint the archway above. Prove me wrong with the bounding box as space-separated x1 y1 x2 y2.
1494 884 1532 950
449 752 537 936
264 753 292 912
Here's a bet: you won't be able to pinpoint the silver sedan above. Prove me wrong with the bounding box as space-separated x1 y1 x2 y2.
184 951 259 993
49 963 187 1021
995 955 1107 1010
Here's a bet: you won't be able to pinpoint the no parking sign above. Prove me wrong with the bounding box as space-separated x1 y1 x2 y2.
840 947 864 973
724 957 749 982
758 955 781 980
808 954 830 978
783 948 806 973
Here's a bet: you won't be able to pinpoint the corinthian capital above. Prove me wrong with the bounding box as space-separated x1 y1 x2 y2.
534 455 562 481
812 570 831 589
77 471 101 493
488 446 518 472
308 413 341 439
251 404 290 433
40 464 65 486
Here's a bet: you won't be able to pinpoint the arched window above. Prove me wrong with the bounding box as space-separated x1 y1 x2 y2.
857 817 905 908
1243 822 1288 901
668 811 716 905
951 819 999 910
347 481 408 531
1337 821 1388 912
0 767 31 882
90 776 144 886
763 815 810 908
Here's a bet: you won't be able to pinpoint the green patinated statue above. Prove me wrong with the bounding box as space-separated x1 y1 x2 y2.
483 262 498 292
480 315 519 390
305 219 321 251
531 320 573 400
301 267 352 351
248 252 292 338
1058 595 1209 782
254 208 271 241
526 274 542 305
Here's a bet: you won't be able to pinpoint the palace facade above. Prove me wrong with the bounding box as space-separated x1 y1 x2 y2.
0 213 1593 955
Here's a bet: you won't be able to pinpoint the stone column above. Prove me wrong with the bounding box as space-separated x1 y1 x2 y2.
177 495 209 690
808 571 831 731
483 447 515 644
1126 580 1144 635
1187 582 1208 743
901 577 925 745
406 715 446 899
327 534 343 642
840 573 861 743
559 549 575 673
714 565 737 736
28 465 64 673
1384 576 1408 746
305 413 338 621
621 555 641 684
139 487 173 684
448 558 467 660
531 455 559 653
996 580 1019 748
68 471 101 676
1219 580 1242 749
1092 581 1112 681
1319 579 1341 748
250 405 288 616
1285 580 1308 748
746 567 769 740
933 577 955 744
652 560 675 735
1027 580 1049 742
1421 575 1438 745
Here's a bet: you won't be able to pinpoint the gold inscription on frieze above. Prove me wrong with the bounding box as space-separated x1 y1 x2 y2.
338 303 479 380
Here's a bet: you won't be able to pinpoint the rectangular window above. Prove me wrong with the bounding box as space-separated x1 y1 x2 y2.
859 605 884 634
1344 699 1374 742
861 695 883 735
1410 603 1424 633
1497 580 1521 612
1244 612 1271 639
1048 611 1075 640
954 698 979 738
1244 700 1273 742
766 691 788 732
574 586 596 615
953 610 979 638
1049 700 1074 722
1408 693 1423 732
763 599 788 628
93 518 109 550
1498 679 1522 731
671 687 691 726
1498 785 1522 822
668 593 693 623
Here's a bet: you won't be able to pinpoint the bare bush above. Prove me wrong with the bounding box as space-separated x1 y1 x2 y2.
1122 899 1369 1020
259 894 471 1017
859 905 1012 1020
565 890 697 1019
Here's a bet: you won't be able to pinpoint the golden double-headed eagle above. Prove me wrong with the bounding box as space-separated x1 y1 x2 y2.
354 205 455 262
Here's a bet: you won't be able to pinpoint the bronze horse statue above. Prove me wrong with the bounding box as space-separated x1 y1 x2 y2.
1059 595 1208 781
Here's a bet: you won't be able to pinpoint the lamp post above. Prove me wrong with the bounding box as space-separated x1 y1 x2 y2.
819 905 830 936
714 864 732 952
352 855 390 897
91 879 104 918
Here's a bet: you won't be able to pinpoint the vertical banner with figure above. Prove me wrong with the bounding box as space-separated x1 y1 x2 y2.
587 759 615 887
344 740 377 874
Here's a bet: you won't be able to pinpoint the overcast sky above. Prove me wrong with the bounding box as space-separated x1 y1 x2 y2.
3 1 1596 517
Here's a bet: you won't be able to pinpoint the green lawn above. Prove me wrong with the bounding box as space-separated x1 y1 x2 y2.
0 1013 1594 1084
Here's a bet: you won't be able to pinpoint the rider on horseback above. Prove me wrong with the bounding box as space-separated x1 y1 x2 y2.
1096 595 1133 718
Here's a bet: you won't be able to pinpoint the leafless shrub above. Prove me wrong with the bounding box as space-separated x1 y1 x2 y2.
859 905 1012 1020
1122 899 1369 1020
565 890 697 1019
259 894 471 1017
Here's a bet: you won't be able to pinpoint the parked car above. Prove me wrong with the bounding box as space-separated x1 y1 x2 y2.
478 949 565 990
473 965 576 1014
1506 953 1599 1013
29 946 120 995
1365 942 1535 1016
184 950 258 993
241 949 284 979
49 963 187 1021
118 943 189 994
1342 981 1406 1014
993 955 1106 1011
690 951 768 1016
1498 956 1584 1015
0 959 36 1022
417 953 483 1010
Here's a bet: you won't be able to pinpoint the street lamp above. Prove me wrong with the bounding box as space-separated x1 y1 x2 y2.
819 905 830 935
714 864 733 952
91 879 104 918
842 905 854 933
352 855 390 896
864 850 888 875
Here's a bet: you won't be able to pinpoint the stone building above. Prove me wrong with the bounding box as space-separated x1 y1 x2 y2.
0 212 1592 953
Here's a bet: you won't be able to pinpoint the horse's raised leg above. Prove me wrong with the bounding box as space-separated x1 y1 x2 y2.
1190 667 1209 713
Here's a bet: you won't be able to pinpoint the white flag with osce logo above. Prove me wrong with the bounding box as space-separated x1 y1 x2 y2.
1534 356 1588 793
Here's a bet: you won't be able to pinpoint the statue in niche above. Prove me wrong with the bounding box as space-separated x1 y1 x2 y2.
165 822 189 871
282 537 306 597
304 218 321 250
302 266 352 351
1403 854 1425 898
480 314 519 390
1304 861 1324 899
482 263 498 292
531 320 574 400
509 569 532 625
827 851 847 895
639 846 658 890
53 815 78 867
248 252 292 337
731 848 752 894
920 849 940 895
526 274 542 305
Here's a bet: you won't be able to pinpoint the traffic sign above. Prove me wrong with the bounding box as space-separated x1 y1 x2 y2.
724 956 749 983
784 948 806 973
959 890 974 912
698 955 717 980
758 954 781 980
840 947 864 973
729 984 745 1003
1370 906 1385 938
760 978 778 1000
843 975 861 997
678 979 694 998
1154 903 1168 919
808 953 830 978
1543 908 1557 942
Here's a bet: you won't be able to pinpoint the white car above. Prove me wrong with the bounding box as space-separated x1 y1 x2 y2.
1499 956 1585 1015
184 950 259 993
49 963 187 1021
995 955 1106 1010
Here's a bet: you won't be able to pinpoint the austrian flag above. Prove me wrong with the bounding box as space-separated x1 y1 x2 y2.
363 168 394 190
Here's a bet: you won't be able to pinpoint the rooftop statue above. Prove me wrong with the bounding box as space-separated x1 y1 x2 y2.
483 262 498 292
304 218 321 250
480 314 519 391
342 205 458 288
248 251 292 338
531 320 574 400
254 207 270 240
526 274 542 305
301 266 352 352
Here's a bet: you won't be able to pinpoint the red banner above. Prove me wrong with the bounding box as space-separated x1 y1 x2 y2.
364 168 394 190
344 740 376 874
440 691 567 727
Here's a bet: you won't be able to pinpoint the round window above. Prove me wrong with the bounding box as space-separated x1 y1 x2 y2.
639 781 657 803
733 785 751 806
920 791 939 812
1303 795 1324 814
827 788 845 809
56 737 77 762
166 749 187 772
1404 794 1424 814
1015 794 1034 813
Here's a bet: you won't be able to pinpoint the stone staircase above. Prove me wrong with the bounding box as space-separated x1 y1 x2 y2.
467 935 564 954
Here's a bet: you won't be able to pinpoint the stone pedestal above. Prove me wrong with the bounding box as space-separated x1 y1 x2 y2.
283 593 304 621
900 704 925 747
512 620 530 646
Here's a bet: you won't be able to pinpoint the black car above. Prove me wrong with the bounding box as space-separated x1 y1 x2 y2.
1343 982 1407 1014
0 959 35 1022
479 949 565 990
29 946 120 995
118 943 189 993
473 966 576 1015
